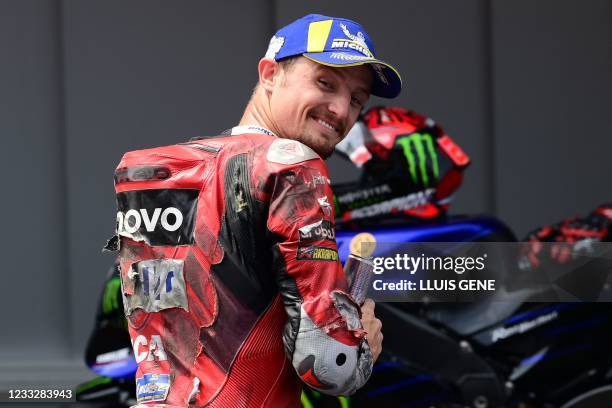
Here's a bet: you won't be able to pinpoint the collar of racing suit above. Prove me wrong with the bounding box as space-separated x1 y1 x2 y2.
222 125 278 138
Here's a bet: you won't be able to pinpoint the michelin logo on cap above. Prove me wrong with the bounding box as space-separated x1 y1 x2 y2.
331 23 373 58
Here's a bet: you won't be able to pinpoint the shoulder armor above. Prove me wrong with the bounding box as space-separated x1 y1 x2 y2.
266 138 320 165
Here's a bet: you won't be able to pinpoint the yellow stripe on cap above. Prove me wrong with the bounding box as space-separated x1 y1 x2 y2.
307 20 333 52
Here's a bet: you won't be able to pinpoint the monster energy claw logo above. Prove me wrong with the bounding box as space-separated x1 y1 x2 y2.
102 276 122 315
395 132 439 186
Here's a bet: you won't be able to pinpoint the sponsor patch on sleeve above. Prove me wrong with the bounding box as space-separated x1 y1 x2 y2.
297 245 339 261
136 373 170 403
298 220 336 242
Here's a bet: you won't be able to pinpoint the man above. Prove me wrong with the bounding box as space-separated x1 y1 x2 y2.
113 14 401 407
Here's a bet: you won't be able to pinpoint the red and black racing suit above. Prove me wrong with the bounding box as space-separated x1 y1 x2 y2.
113 127 372 407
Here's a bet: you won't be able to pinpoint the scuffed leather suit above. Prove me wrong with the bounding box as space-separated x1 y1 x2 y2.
112 127 372 407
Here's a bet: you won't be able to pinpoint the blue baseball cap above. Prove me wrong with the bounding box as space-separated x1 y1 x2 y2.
264 14 402 98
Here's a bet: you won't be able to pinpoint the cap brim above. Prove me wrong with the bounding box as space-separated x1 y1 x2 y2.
303 52 402 99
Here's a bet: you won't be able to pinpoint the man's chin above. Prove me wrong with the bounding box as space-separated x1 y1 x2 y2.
318 147 335 159
308 142 334 159
295 135 335 159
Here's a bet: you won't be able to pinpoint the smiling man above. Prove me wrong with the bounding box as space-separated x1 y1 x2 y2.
115 14 401 407
240 57 373 158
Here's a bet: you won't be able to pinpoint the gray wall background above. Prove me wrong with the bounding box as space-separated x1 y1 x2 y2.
1 0 610 383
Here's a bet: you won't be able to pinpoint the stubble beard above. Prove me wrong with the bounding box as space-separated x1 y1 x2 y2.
296 131 336 159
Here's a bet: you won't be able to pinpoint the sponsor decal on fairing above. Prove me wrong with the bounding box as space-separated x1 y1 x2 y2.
95 347 132 364
491 311 559 343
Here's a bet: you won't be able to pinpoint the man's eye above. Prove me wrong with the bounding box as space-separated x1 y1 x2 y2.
318 79 332 89
351 96 364 107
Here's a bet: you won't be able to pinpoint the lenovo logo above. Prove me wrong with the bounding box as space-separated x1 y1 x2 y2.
117 207 183 234
115 189 198 246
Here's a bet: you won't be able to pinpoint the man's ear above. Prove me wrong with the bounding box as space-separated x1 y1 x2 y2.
258 58 281 92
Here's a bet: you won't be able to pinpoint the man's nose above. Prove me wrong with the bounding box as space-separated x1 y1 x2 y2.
327 93 351 122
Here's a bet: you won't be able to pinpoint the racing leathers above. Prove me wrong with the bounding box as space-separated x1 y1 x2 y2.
112 126 373 407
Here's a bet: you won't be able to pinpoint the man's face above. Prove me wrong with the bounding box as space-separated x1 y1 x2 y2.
268 57 372 158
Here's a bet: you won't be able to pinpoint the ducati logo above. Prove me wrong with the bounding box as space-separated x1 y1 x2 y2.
132 334 167 363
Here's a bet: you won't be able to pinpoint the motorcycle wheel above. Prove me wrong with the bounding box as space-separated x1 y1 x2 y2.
560 384 612 408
